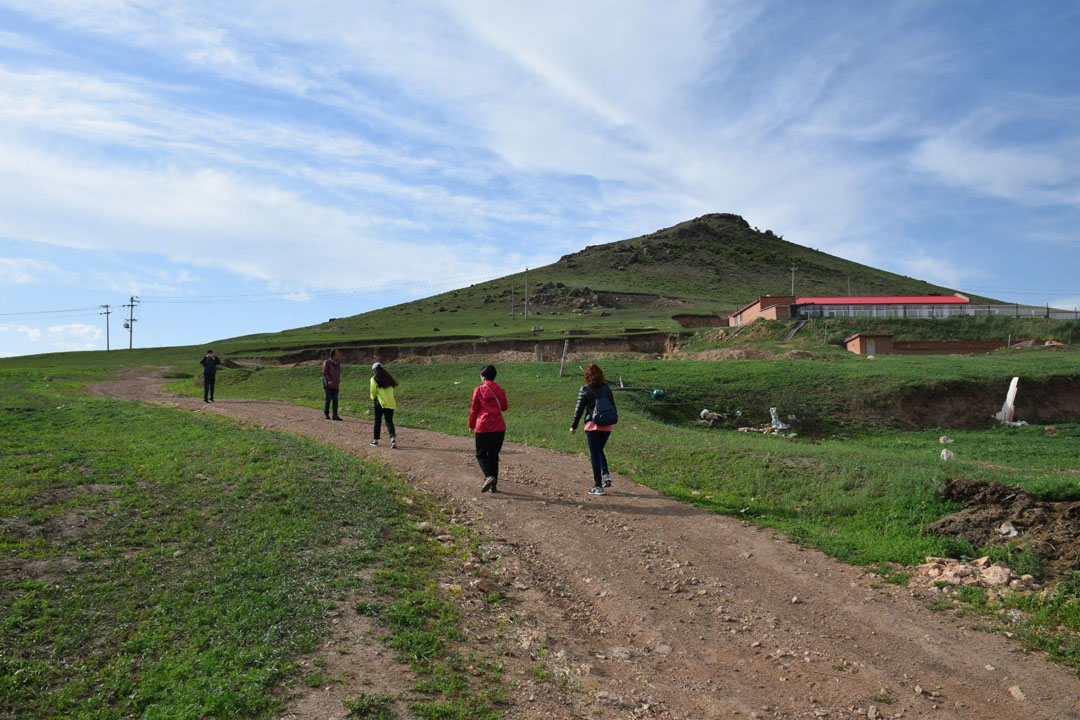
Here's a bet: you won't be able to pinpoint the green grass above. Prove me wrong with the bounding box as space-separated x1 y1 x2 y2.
925 572 1080 668
0 371 504 719
163 356 1080 570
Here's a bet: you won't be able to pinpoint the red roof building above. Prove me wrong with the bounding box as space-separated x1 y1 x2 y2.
729 293 973 327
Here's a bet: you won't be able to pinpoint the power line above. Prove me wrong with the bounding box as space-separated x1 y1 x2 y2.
0 306 100 317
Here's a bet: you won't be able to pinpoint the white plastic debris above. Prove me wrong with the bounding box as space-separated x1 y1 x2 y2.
995 377 1019 423
769 407 790 430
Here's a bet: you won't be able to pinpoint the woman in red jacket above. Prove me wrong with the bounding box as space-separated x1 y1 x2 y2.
468 364 508 493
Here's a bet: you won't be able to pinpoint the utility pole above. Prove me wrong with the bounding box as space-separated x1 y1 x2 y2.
847 278 851 296
510 276 515 318
122 296 139 349
790 263 798 296
99 304 111 352
524 267 529 319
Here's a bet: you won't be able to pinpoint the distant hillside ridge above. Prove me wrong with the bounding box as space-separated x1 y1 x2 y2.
220 212 999 356
544 212 995 305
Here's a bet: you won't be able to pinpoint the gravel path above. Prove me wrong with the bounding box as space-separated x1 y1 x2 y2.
92 375 1080 719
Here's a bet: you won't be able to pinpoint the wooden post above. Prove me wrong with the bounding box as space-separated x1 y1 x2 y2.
558 339 570 377
534 343 541 362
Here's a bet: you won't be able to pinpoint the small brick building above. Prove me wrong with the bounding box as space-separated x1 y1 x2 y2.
728 296 795 327
844 333 894 355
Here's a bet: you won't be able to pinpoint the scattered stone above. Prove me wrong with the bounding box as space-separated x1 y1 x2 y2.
940 436 954 444
980 565 1012 586
473 579 498 594
791 596 800 604
985 665 996 671
940 448 955 461
610 647 633 660
997 521 1018 538
913 556 1032 590
654 643 672 655
1008 685 1025 701
414 521 433 532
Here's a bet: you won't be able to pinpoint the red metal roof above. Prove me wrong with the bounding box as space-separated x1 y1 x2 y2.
797 295 969 305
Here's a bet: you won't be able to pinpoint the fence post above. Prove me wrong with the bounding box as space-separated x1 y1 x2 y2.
558 339 571 377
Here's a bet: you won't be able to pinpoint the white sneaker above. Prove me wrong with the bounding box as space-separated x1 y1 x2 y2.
588 486 606 496
369 440 378 446
390 437 397 449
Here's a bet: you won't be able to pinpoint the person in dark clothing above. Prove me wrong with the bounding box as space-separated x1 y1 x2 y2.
468 364 508 493
200 349 220 403
322 349 342 420
570 363 617 496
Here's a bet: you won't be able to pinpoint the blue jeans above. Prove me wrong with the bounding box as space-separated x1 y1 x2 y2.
585 430 610 487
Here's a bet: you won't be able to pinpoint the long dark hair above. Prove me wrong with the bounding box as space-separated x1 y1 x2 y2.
373 366 399 388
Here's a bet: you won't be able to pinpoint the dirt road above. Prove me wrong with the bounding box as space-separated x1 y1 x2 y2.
93 375 1080 719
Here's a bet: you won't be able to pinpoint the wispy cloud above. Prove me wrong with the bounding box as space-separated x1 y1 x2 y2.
46 322 101 350
0 257 67 284
17 324 41 342
0 0 1078 360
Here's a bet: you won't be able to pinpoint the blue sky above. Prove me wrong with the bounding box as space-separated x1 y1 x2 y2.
2 1 1078 357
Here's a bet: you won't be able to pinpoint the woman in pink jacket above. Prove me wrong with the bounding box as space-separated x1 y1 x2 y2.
468 364 508 493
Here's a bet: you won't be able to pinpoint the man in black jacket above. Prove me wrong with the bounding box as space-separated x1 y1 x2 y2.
200 350 221 403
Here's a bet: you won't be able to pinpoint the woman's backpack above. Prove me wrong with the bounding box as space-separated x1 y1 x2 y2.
591 386 618 426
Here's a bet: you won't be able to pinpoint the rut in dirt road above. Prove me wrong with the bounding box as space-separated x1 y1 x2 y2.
93 376 1080 720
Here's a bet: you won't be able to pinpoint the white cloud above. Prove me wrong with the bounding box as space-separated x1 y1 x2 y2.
46 322 101 350
0 257 67 284
910 104 1080 208
1051 297 1080 313
17 324 42 342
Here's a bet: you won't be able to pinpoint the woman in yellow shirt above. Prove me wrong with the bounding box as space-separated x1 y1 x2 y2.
369 362 399 448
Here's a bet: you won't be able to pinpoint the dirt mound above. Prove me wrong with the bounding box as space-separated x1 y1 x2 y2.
926 477 1080 577
676 347 774 361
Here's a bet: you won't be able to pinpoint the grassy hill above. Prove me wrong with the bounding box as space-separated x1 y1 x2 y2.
224 213 995 356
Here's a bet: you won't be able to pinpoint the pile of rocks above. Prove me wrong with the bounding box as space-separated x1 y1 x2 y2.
913 556 1035 590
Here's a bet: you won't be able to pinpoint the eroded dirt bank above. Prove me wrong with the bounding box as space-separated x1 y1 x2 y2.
91 375 1080 720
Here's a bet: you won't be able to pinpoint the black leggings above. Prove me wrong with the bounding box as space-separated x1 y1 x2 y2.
203 373 216 401
474 430 505 480
373 402 395 439
585 430 610 487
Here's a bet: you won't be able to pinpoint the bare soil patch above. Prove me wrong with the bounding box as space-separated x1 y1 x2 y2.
90 374 1080 719
927 477 1080 577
